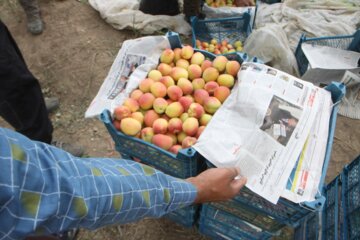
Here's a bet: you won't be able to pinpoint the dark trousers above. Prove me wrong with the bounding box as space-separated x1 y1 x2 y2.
0 20 53 143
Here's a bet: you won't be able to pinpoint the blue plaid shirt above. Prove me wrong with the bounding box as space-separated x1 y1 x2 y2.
0 128 197 239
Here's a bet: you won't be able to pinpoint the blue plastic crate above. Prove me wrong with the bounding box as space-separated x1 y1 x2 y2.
322 176 342 240
191 13 251 51
293 212 321 240
199 204 273 240
100 31 250 180
100 110 204 179
164 205 199 228
204 82 345 229
210 198 286 233
342 155 360 240
294 30 360 76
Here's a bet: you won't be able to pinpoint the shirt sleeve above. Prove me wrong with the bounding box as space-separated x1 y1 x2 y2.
0 128 197 239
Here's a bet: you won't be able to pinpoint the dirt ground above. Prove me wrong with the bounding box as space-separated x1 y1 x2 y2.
0 0 359 239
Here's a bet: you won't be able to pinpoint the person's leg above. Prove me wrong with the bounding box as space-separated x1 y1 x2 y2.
18 0 44 35
0 20 53 143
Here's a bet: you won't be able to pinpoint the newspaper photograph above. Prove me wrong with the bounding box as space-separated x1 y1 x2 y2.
85 35 170 118
194 62 333 204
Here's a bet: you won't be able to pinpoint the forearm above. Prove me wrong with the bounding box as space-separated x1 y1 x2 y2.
0 128 197 239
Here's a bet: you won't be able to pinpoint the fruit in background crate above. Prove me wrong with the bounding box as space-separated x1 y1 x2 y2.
196 126 206 138
213 56 228 72
204 81 219 95
153 118 169 134
130 89 143 101
131 112 144 125
201 60 213 71
214 86 231 103
150 82 167 98
205 0 255 8
177 78 193 95
182 136 197 148
113 46 241 154
176 59 190 69
226 61 241 77
196 39 243 54
177 131 187 145
170 67 188 81
191 52 205 65
160 49 175 64
138 93 155 110
157 63 172 76
192 78 205 90
204 97 222 114
120 118 142 136
159 76 175 87
166 133 177 145
179 95 194 112
181 45 194 60
168 118 183 134
188 103 205 119
141 127 154 143
153 97 168 114
144 110 160 127
169 145 182 154
152 134 173 150
148 70 163 81
165 102 184 118
200 114 212 126
139 78 154 93
188 64 202 80
194 89 210 105
203 67 219 82
114 105 132 120
182 117 199 136
167 85 184 101
217 74 235 88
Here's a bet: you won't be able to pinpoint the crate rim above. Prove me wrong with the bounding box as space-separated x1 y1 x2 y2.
100 109 198 161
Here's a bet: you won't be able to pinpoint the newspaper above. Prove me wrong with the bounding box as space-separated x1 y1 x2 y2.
85 36 170 118
338 70 360 119
194 62 333 204
301 43 360 86
281 89 332 203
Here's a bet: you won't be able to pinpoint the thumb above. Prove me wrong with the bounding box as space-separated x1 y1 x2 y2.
231 176 247 193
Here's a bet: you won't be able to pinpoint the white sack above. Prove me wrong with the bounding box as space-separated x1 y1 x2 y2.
88 0 191 35
244 1 360 76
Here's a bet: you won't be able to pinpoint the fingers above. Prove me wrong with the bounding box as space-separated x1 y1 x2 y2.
224 167 240 180
231 176 247 194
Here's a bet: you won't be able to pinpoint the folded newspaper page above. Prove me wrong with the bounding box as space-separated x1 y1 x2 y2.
301 43 360 86
194 62 333 204
85 36 170 118
282 89 332 203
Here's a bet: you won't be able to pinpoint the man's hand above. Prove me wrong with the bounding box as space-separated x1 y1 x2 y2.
186 168 247 203
235 0 255 7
